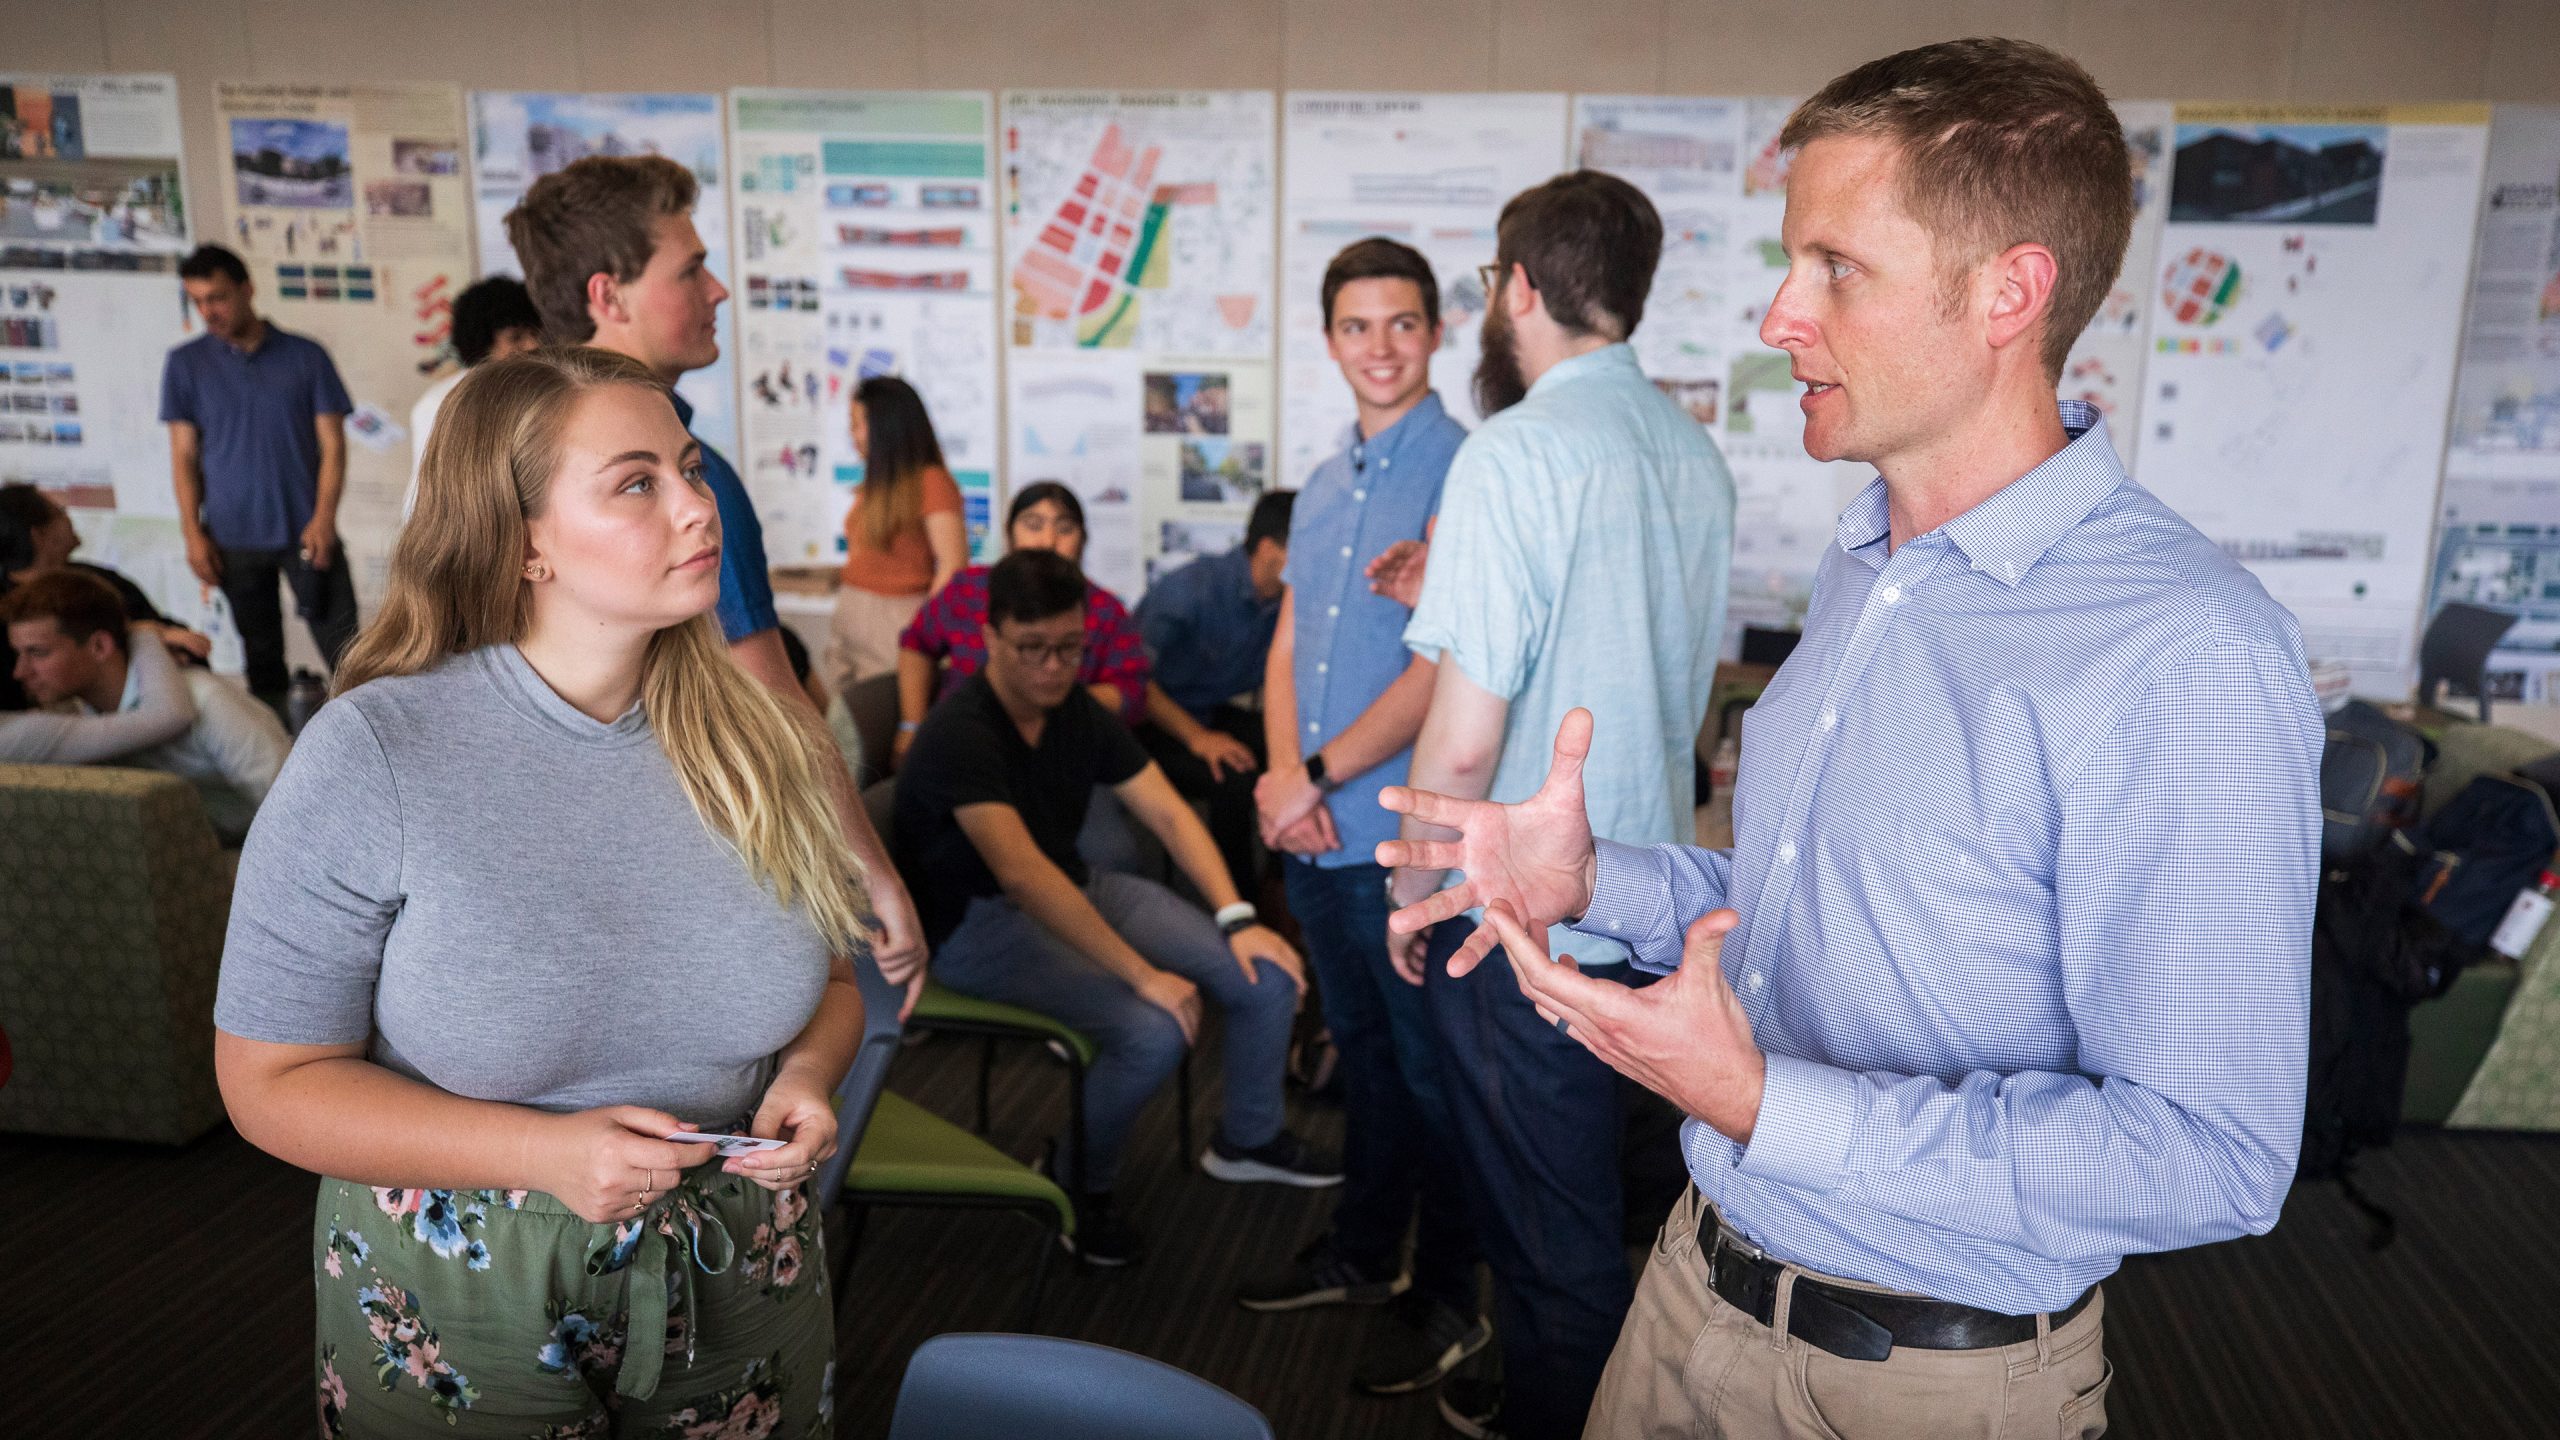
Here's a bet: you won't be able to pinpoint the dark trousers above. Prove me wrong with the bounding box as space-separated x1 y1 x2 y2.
1424 916 1637 1440
217 545 359 701
1134 703 1264 895
1285 860 1479 1315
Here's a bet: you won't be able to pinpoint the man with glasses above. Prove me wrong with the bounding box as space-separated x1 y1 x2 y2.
895 549 1338 1268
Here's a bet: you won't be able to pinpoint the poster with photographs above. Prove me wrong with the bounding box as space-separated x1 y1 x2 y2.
1002 90 1277 599
728 89 1000 571
0 73 192 519
213 82 476 609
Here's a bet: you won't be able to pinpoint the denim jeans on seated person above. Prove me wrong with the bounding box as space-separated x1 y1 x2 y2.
930 870 1296 1193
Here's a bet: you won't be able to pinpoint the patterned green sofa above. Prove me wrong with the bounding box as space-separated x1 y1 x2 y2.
0 763 231 1144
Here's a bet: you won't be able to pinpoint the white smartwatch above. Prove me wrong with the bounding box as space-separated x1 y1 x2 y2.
1215 902 1259 936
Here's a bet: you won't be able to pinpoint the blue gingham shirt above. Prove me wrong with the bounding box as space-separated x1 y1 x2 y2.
1283 392 1465 869
1574 403 2322 1314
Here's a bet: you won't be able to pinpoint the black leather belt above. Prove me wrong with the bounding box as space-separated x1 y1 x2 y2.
1701 1208 2094 1363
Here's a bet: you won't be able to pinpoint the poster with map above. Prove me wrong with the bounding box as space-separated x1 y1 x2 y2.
1279 92 1568 493
2430 105 2560 703
1002 90 1275 598
2135 104 2490 697
1 73 191 518
470 92 737 458
2060 101 2175 467
214 81 475 609
729 89 1000 572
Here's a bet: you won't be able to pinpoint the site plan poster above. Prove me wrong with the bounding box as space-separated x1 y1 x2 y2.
1002 90 1276 600
1278 92 1568 494
2134 104 2490 697
2062 101 2175 469
729 89 1000 572
470 92 738 458
1 73 191 517
2431 105 2560 703
214 81 475 610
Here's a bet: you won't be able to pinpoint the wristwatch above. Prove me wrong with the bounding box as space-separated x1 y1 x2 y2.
1303 750 1341 794
1215 902 1259 936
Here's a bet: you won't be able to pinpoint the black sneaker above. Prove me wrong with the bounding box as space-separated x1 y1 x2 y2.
1355 1296 1492 1395
1199 1129 1344 1188
1236 1239 1409 1312
1057 1191 1140 1268
1437 1376 1505 1438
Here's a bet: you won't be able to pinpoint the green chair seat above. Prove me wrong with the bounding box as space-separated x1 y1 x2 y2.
847 1092 1076 1236
911 980 1098 1066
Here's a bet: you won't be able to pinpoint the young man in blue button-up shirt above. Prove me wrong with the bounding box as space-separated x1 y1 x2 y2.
1236 239 1488 1395
1388 40 2321 1439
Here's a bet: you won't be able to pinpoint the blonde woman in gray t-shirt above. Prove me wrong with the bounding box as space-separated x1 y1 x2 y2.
215 347 869 1436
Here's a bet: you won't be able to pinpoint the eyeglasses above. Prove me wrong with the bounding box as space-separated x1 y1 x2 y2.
1477 263 1503 298
1003 636 1088 669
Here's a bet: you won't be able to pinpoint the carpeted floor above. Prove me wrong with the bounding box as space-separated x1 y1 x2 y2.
5 1025 2557 1438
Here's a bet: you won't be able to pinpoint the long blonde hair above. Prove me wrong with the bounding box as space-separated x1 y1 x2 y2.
338 346 870 954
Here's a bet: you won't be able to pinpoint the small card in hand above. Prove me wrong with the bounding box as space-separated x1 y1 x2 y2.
666 1131 789 1158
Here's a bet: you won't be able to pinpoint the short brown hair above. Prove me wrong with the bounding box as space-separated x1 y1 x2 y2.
504 155 700 343
1782 37 2133 379
1494 170 1663 341
1322 237 1439 329
0 568 127 652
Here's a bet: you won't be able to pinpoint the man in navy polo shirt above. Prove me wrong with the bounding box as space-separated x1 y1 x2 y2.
162 243 357 708
506 153 928 999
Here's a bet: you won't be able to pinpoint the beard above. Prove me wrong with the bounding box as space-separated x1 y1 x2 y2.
1472 300 1528 416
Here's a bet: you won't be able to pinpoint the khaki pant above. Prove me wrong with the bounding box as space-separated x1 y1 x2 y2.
1585 1189 2111 1439
822 583 929 695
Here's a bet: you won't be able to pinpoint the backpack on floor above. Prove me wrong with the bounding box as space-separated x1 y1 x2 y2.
2320 700 2430 860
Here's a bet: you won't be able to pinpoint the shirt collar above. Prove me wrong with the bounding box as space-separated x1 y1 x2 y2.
1526 341 1639 400
669 388 696 429
1339 389 1450 462
1835 401 2126 587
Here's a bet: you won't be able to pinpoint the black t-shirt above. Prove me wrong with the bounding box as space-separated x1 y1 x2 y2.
894 673 1150 944
0 561 165 712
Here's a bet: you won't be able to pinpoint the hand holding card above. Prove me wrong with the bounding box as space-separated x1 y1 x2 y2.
665 1130 790 1158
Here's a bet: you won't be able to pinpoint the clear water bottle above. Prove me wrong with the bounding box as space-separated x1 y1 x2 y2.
285 668 327 735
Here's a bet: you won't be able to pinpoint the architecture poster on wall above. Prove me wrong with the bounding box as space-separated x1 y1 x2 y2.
213 80 475 607
1279 91 1569 494
1001 89 1276 598
2061 101 2174 468
2135 103 2490 696
469 91 738 458
2432 104 2560 704
729 89 1001 572
1572 93 1863 643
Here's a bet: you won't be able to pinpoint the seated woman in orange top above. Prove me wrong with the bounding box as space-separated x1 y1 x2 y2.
824 376 969 690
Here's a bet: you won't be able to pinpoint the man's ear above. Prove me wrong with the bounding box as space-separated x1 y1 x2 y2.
584 270 622 331
84 628 122 665
1983 242 2058 359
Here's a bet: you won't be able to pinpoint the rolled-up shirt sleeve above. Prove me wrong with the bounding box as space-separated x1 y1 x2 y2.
1731 639 2320 1259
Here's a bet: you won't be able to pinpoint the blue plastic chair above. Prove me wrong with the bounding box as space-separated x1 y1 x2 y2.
885 1334 1274 1440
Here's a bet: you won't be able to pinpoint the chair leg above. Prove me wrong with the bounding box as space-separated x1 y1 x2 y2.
975 1035 996 1133
1022 1215 1055 1331
1066 1054 1089 1195
1176 1050 1195 1164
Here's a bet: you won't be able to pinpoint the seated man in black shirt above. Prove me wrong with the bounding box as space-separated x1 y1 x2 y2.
898 549 1339 1265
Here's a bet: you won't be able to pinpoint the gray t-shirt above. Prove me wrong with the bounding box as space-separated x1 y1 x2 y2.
215 644 832 1125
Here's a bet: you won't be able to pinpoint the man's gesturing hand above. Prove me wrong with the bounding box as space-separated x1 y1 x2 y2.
1377 708 1601 977
1481 900 1766 1144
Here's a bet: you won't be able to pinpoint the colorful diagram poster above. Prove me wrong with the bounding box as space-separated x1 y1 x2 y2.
1279 92 1568 493
0 73 191 517
2061 102 2175 468
469 92 738 458
2135 104 2490 696
214 81 476 607
2431 105 2560 703
1002 90 1275 598
729 89 1000 572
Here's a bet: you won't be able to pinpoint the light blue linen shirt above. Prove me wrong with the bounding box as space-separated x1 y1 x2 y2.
1284 391 1467 869
1573 403 2322 1314
1405 343 1735 963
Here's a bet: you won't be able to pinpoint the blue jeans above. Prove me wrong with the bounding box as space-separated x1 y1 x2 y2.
1424 917 1633 1440
1284 860 1479 1315
932 871 1296 1193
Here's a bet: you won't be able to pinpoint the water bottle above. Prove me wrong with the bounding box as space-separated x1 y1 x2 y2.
2489 868 2560 962
285 668 327 735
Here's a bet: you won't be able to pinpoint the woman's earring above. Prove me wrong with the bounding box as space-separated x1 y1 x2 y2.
524 564 548 581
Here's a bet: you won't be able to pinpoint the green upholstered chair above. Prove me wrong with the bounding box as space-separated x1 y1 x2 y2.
818 952 1073 1327
0 763 231 1144
906 979 1196 1180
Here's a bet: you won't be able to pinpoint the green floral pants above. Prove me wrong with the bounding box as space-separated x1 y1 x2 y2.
309 1159 833 1438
